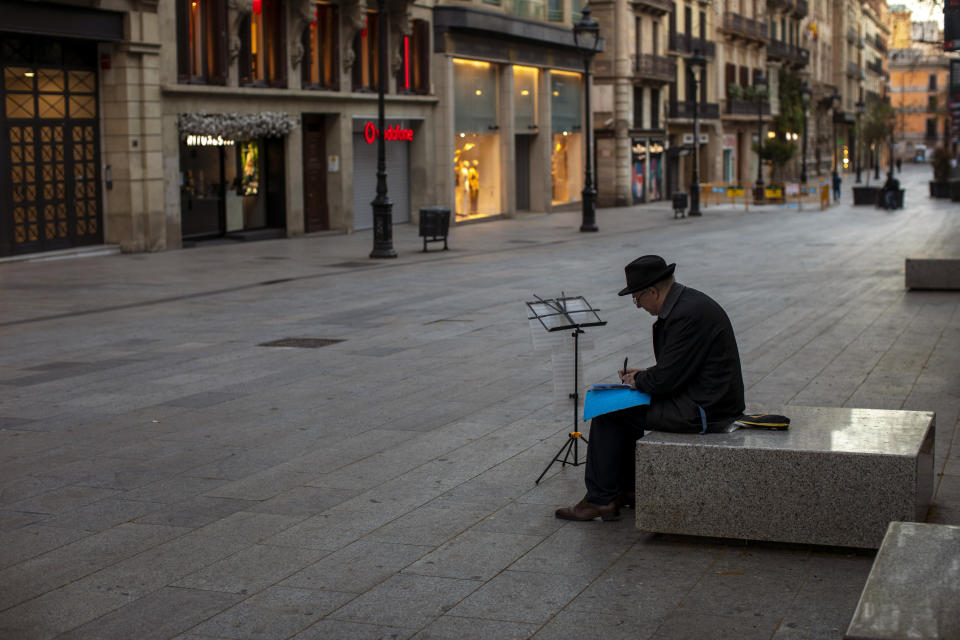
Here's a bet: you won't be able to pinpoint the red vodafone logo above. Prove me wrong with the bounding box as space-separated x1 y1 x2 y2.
364 122 414 144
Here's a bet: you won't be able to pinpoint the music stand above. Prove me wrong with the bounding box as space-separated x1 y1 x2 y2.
526 294 606 484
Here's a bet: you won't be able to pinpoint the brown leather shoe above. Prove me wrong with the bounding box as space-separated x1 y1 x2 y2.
555 498 621 521
617 491 636 509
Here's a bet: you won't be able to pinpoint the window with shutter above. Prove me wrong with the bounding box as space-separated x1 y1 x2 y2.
176 0 227 85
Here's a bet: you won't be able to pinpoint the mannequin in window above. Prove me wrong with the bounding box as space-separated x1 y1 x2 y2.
467 162 480 214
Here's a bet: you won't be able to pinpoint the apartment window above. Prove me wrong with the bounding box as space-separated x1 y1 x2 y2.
652 21 659 55
352 11 382 91
634 86 644 128
240 0 286 87
397 19 429 94
650 87 660 128
684 6 691 37
176 0 227 84
303 2 338 90
928 95 938 112
926 118 937 139
929 74 937 90
636 16 643 56
699 10 706 41
781 18 786 43
770 19 776 41
739 66 748 87
725 63 736 95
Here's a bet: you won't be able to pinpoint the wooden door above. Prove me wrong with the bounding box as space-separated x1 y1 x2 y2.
302 115 328 232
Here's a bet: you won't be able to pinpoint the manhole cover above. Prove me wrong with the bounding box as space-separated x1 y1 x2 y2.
259 338 344 348
329 261 375 268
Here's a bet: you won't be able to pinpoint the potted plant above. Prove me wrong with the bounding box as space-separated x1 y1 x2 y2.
727 83 743 101
930 147 951 198
854 97 892 203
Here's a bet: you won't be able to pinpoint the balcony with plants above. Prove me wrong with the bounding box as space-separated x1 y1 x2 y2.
725 84 771 116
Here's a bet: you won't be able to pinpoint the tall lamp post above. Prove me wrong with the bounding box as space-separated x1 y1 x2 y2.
754 74 768 200
687 50 707 217
573 6 601 232
800 82 812 184
855 98 865 183
830 89 841 189
369 0 396 258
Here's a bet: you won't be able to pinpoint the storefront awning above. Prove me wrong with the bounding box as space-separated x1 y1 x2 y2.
177 113 299 141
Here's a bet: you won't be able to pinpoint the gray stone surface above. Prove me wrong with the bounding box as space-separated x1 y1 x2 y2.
905 256 960 290
845 522 960 639
636 406 936 548
0 164 957 638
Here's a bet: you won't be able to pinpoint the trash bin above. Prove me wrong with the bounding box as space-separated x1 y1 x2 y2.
672 192 688 218
419 206 450 252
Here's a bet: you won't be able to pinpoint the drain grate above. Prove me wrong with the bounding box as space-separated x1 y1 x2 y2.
259 338 345 348
329 261 375 269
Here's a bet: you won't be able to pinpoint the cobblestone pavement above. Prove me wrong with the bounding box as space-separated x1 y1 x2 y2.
1 164 957 639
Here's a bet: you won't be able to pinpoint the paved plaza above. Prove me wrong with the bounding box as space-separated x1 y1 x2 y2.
1 164 958 639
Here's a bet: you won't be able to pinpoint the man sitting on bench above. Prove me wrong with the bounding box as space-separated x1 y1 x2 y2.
555 255 746 521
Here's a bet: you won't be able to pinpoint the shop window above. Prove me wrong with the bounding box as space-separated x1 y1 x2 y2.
550 70 583 205
303 2 338 90
453 59 500 220
352 11 382 91
397 19 429 94
240 0 286 87
926 118 937 139
513 65 538 131
176 0 227 84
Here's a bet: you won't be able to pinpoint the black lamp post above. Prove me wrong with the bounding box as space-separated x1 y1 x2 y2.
754 74 768 200
687 50 707 217
800 82 812 184
855 98 865 184
830 89 841 189
369 0 396 259
573 5 601 232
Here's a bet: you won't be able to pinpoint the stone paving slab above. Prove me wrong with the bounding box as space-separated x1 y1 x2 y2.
0 165 958 638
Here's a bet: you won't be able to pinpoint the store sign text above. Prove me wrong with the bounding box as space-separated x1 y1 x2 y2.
186 135 235 147
363 122 414 144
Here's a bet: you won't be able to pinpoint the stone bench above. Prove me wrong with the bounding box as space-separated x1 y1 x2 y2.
905 256 960 290
634 406 934 548
845 522 960 639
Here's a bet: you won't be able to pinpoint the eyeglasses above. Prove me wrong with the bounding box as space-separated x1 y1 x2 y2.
632 288 653 304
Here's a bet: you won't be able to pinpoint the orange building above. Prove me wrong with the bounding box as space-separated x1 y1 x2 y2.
889 50 951 163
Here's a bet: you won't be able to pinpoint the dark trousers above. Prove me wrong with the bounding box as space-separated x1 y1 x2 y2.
584 406 647 505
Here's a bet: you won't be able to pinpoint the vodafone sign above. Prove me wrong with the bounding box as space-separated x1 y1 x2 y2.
363 122 414 144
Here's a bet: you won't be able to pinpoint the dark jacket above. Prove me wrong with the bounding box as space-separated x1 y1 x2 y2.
634 284 745 433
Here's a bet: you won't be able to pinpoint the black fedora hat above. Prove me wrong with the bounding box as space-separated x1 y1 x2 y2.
618 255 676 296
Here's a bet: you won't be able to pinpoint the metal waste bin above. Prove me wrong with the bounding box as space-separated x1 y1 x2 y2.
672 192 688 219
419 206 450 252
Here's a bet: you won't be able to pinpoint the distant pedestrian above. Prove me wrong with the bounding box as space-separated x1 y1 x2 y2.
832 173 842 201
896 158 902 173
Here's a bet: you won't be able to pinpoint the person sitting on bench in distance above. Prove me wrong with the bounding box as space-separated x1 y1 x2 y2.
555 255 746 521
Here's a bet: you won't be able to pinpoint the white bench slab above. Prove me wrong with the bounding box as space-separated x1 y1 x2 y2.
845 522 960 639
635 406 935 548
905 256 960 290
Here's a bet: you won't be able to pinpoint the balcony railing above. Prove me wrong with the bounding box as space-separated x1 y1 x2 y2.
668 33 717 57
634 0 672 14
635 54 677 81
866 59 883 75
669 100 720 119
846 61 860 77
510 0 546 19
726 99 770 116
793 0 808 18
721 12 769 42
767 40 810 66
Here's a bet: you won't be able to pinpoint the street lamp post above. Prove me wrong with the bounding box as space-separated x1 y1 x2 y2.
573 6 602 232
801 82 812 184
831 89 841 191
855 98 865 184
687 50 707 217
754 74 768 201
369 0 396 258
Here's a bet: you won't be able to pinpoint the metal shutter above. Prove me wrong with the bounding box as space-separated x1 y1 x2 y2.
352 134 410 230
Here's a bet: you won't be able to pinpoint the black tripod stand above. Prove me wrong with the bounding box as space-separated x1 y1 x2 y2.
526 295 605 485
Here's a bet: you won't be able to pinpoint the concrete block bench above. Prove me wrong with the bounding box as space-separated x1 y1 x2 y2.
905 256 960 290
845 522 960 639
634 406 935 548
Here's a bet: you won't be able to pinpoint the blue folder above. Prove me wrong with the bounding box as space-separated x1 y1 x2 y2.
583 388 651 422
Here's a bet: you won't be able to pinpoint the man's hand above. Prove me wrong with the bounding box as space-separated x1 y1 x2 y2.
619 367 644 386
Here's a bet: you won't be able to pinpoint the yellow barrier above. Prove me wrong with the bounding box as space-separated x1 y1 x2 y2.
697 181 832 211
